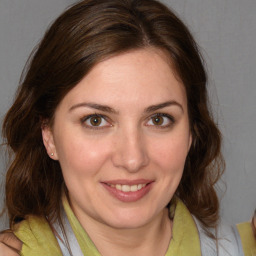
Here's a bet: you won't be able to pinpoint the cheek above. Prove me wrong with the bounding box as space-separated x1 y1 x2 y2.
54 132 111 178
150 135 190 172
147 135 190 207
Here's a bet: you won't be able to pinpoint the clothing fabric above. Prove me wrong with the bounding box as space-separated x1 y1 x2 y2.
194 217 244 256
13 194 255 256
59 195 201 256
237 222 256 256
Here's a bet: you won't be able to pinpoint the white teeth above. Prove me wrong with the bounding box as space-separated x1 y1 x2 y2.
108 183 146 192
116 184 122 190
130 185 137 192
122 185 130 192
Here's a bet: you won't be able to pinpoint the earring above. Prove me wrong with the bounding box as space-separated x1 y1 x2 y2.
50 153 54 156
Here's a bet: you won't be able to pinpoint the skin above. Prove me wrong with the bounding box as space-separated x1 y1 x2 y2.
42 48 192 256
0 231 21 256
0 48 254 256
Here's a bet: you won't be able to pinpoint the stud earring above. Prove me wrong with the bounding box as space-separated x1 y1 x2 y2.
50 153 54 156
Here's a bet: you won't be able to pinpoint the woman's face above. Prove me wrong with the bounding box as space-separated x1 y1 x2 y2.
42 48 192 229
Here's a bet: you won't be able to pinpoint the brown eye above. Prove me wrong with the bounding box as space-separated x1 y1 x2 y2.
146 114 174 128
82 114 111 129
152 116 164 125
90 116 102 126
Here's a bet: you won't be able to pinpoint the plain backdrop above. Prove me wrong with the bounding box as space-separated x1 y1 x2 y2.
0 0 255 230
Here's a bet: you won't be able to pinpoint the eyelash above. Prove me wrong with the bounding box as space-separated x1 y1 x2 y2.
146 113 175 129
80 113 175 130
81 114 111 130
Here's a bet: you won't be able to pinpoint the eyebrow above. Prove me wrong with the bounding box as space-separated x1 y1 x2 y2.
144 101 183 113
69 102 119 114
69 100 183 114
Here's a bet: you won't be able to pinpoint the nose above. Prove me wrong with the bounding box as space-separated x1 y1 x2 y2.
111 128 149 173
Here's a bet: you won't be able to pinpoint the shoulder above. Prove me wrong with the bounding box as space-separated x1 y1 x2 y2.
217 221 244 256
13 215 62 256
193 217 245 256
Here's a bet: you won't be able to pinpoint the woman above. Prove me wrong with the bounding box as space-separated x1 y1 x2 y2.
0 0 255 255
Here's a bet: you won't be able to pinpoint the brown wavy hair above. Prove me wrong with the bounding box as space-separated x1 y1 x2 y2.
2 0 224 231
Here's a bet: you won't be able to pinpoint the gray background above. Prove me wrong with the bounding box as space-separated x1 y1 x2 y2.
0 0 255 230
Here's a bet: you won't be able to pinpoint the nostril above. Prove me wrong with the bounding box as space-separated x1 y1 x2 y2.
111 152 149 172
111 133 149 172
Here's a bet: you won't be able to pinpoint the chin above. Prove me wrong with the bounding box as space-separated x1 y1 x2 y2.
106 218 150 230
101 208 156 229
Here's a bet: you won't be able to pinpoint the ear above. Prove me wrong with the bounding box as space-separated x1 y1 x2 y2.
41 123 59 160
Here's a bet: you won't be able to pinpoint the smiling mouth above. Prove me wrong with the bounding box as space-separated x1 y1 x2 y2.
101 180 153 202
107 183 147 192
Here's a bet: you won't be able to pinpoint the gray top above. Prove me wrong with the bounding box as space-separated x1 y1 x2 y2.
194 217 244 256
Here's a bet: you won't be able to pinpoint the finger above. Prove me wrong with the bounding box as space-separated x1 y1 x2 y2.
0 231 22 252
0 242 20 256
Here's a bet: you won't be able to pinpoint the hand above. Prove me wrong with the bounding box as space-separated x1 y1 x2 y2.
0 230 22 256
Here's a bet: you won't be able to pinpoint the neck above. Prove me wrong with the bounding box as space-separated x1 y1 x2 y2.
76 208 172 256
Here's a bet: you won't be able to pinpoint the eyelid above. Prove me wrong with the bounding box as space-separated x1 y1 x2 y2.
81 113 112 129
145 113 175 127
80 112 175 130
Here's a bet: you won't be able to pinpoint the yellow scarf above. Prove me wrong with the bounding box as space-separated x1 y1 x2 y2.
237 221 256 256
14 195 201 255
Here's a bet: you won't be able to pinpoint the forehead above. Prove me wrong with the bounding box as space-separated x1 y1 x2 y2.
57 48 187 112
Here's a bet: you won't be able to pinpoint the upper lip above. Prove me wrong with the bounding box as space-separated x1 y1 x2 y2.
102 179 153 186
